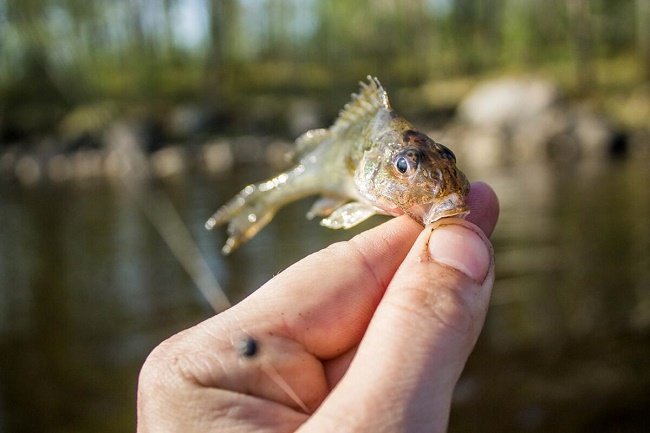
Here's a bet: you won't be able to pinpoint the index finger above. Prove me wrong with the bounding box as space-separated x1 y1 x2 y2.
230 181 499 359
239 213 422 358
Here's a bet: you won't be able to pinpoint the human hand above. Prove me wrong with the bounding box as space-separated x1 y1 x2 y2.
137 181 499 432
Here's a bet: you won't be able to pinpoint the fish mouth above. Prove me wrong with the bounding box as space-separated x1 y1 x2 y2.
409 193 469 225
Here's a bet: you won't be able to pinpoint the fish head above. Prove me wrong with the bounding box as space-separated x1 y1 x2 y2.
358 125 470 225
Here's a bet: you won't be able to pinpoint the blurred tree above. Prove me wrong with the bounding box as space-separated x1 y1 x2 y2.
567 0 594 93
205 0 239 107
162 0 178 59
2 0 70 134
639 0 650 81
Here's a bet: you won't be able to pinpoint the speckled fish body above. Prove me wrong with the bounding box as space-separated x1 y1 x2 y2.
206 76 470 254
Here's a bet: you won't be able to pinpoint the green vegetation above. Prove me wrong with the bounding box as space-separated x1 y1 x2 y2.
0 0 648 138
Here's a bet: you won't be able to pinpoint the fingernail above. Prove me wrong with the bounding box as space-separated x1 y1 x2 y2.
428 222 491 282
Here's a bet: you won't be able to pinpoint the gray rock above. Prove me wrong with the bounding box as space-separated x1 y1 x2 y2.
458 77 559 129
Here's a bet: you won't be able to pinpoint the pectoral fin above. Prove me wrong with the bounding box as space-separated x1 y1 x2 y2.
320 202 377 229
306 196 348 220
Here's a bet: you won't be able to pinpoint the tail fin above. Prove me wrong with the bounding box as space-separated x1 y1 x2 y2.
206 184 277 254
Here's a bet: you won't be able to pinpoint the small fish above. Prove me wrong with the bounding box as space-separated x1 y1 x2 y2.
206 76 470 254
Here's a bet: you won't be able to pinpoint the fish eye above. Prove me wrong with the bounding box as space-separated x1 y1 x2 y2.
394 149 420 176
396 157 408 173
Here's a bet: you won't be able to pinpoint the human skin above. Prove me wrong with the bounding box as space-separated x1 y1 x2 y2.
137 181 499 433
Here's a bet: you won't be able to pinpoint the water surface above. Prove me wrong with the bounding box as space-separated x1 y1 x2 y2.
0 157 648 432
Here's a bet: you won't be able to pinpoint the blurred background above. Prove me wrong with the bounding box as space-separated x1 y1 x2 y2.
1 0 649 432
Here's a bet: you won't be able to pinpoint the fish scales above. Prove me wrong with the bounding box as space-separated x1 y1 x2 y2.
206 76 470 254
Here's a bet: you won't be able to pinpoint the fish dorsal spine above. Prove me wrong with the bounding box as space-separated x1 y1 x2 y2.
331 76 391 135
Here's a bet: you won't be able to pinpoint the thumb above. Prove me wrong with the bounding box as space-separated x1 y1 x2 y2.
302 219 494 433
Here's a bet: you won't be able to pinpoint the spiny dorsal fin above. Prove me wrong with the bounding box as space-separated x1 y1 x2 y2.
331 76 390 134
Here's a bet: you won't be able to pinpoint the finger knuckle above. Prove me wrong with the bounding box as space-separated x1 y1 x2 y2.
138 333 192 395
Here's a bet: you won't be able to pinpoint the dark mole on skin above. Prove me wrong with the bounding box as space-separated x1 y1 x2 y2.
236 335 259 358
